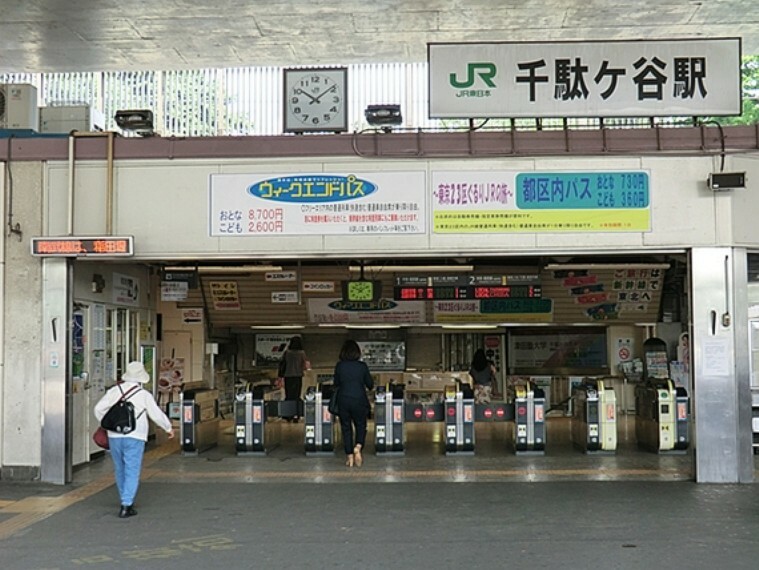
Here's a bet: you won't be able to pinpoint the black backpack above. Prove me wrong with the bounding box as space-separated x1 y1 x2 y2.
101 384 144 434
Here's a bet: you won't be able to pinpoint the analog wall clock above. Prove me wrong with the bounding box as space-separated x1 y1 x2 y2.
283 67 348 133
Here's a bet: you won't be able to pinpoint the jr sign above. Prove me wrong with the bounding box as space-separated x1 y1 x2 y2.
428 38 741 119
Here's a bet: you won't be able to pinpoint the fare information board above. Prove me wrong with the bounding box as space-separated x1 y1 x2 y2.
31 236 134 257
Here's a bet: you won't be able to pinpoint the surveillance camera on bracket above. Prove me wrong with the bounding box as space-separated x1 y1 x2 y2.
708 172 746 191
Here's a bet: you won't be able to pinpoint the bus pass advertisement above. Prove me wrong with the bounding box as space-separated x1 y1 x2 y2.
210 171 426 236
432 170 650 233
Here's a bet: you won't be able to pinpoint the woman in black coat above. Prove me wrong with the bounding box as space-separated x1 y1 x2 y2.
333 339 374 467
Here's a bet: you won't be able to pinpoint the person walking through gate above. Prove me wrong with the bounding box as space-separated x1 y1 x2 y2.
469 348 496 405
94 361 174 518
280 336 309 422
333 339 374 467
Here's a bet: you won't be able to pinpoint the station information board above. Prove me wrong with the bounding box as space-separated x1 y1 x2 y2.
393 274 541 300
31 236 134 257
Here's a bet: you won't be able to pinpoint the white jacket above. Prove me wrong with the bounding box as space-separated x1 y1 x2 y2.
94 381 173 442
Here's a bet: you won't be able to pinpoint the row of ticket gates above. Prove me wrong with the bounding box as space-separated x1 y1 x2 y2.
178 378 690 458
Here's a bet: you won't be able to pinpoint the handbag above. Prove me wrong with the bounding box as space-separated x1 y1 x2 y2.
93 426 109 449
328 387 340 416
277 355 287 378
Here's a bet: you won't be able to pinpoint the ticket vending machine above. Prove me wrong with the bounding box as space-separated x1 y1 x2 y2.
444 384 475 455
304 385 336 455
571 380 617 453
510 382 546 454
234 392 268 455
375 384 406 455
635 379 689 453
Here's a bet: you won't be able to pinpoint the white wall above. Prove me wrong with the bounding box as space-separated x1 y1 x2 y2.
42 154 759 260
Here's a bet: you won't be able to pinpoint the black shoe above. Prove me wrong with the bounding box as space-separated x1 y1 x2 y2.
118 505 137 518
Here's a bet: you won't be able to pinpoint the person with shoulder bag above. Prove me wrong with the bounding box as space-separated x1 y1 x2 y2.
94 361 174 519
469 348 494 405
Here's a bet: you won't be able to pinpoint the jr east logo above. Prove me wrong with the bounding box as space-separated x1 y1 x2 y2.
449 62 496 98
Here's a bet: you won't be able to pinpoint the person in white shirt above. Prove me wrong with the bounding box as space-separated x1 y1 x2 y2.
94 361 174 518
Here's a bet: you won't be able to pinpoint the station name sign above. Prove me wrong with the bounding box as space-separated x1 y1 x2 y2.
31 236 134 257
428 38 741 118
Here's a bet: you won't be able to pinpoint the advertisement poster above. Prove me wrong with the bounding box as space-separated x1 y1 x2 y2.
255 334 293 365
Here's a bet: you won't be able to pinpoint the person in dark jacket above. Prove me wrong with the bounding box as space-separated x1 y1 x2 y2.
469 348 496 404
281 336 309 422
333 339 374 467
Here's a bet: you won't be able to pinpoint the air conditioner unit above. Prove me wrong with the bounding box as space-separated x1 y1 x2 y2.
0 84 39 130
40 105 105 134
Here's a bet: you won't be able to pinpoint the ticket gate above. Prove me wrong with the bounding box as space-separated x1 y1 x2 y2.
374 384 406 455
444 384 475 455
635 379 689 453
234 393 268 455
571 380 617 453
180 389 220 455
304 385 337 455
510 382 546 454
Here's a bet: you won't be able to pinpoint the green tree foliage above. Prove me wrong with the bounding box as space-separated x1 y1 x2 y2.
706 55 759 125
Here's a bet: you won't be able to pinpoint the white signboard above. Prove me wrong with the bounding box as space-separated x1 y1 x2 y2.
429 38 741 118
210 171 427 236
181 308 203 325
308 298 426 324
302 281 335 293
265 271 297 282
271 291 300 303
112 272 139 307
161 281 188 301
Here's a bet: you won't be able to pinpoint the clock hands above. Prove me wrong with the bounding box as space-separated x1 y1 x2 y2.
294 88 318 104
312 84 337 104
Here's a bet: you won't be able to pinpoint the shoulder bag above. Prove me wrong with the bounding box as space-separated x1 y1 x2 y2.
328 386 340 416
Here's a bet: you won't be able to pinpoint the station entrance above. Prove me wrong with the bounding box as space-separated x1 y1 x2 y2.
66 252 697 481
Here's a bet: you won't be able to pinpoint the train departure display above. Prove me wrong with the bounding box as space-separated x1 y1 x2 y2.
31 236 134 257
394 284 541 300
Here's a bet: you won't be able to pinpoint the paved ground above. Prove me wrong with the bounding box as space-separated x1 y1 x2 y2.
1 420 757 569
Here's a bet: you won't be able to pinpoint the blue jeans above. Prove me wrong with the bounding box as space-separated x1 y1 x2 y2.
108 436 145 507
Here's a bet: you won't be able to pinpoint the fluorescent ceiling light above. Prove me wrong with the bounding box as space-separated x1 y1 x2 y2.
349 265 473 273
440 324 500 330
345 324 401 329
198 265 283 274
250 325 305 330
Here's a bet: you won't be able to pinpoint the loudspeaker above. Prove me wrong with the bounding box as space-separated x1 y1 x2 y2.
708 172 746 191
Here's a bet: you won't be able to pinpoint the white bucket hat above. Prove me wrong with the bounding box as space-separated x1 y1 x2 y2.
122 361 150 383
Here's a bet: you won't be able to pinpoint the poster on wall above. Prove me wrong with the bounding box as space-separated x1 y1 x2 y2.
209 281 241 310
357 341 406 371
209 171 426 236
255 334 294 365
508 328 608 373
307 298 426 324
158 357 184 399
112 272 140 306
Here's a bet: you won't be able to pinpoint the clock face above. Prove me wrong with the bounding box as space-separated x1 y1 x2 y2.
283 68 348 133
347 281 375 302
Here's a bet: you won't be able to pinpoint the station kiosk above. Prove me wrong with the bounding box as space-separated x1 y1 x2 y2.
180 388 220 455
509 381 546 454
374 384 406 455
571 380 617 453
635 378 689 453
304 384 337 455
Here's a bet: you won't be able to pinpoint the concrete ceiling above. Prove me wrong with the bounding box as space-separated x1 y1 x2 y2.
0 1 757 73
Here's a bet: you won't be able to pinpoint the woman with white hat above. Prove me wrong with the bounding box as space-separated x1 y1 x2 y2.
94 361 174 518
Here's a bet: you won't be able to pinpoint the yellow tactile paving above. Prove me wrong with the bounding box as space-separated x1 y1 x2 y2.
0 440 179 541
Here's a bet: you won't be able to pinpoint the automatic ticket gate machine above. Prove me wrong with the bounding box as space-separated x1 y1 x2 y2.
180 389 220 455
374 384 406 455
635 379 689 453
304 384 337 455
233 385 304 455
443 384 476 455
509 381 546 455
571 380 617 453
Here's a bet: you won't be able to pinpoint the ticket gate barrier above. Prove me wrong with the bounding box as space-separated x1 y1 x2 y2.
180 389 220 455
234 393 268 455
444 384 475 455
510 383 546 454
304 385 337 455
571 380 617 453
635 379 689 453
374 384 406 455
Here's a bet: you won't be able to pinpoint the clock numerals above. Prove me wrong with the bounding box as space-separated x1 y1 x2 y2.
284 68 347 133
